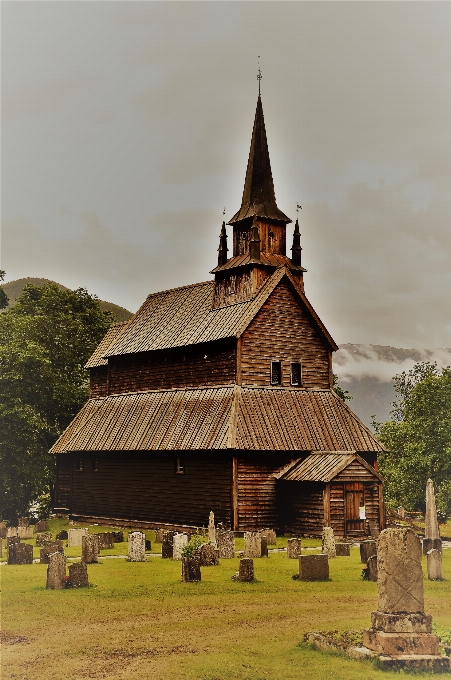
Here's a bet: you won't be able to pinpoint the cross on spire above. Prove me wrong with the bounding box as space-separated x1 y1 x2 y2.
257 56 262 96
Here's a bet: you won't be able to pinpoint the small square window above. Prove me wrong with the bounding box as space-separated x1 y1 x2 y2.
92 458 99 472
270 360 282 385
175 457 185 475
290 362 302 386
76 458 84 472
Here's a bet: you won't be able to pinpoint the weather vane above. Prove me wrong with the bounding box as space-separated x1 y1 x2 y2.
257 56 262 95
296 203 302 213
223 207 226 216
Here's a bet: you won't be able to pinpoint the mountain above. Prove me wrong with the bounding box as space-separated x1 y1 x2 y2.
0 278 134 323
334 343 451 428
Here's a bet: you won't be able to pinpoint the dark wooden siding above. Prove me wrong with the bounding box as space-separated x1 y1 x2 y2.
240 279 331 388
68 451 232 527
330 484 345 536
55 454 72 511
108 339 236 395
89 367 108 398
277 480 325 536
236 453 295 530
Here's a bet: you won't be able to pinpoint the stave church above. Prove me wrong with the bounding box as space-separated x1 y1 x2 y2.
51 91 385 537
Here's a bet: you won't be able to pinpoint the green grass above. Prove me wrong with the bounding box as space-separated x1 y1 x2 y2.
2 519 450 679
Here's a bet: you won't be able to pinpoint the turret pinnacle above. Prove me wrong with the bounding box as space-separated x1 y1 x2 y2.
217 221 228 267
228 96 291 225
291 218 302 266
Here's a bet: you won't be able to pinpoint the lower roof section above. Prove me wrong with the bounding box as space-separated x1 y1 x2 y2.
50 385 384 454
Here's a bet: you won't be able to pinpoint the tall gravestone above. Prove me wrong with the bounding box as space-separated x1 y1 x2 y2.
128 532 146 562
260 536 269 557
243 532 261 558
427 549 443 581
67 528 89 547
216 529 235 558
82 534 99 564
321 527 336 558
181 556 201 582
40 542 64 564
287 538 301 559
172 533 189 560
363 528 449 671
360 540 377 563
208 512 216 545
423 479 442 556
46 552 66 589
161 531 176 558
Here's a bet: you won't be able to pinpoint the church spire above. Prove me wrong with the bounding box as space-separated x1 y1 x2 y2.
291 218 302 266
228 96 291 225
217 221 228 267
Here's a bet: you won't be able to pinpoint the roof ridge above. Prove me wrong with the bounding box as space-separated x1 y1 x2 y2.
144 280 213 300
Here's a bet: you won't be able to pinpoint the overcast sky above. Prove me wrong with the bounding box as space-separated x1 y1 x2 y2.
2 1 451 350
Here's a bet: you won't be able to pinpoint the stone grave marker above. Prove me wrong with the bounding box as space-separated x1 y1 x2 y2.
95 532 114 549
423 479 442 555
40 542 64 564
161 531 176 558
260 535 269 557
197 543 220 566
335 542 351 556
155 528 164 543
6 535 20 549
36 520 49 532
181 556 201 582
232 558 254 582
68 562 89 588
360 540 377 564
36 532 53 546
243 532 261 558
7 527 18 538
112 531 124 543
82 534 99 564
46 552 66 589
145 539 151 551
56 529 68 541
128 532 146 562
216 529 235 558
17 526 34 540
67 528 89 547
362 527 449 671
18 517 29 527
261 528 277 545
298 554 329 581
287 538 302 559
427 548 443 581
321 527 336 558
362 554 378 581
208 511 216 545
7 543 33 565
172 533 189 560
0 521 7 539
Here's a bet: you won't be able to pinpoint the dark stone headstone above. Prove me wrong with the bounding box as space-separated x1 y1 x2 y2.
68 562 89 588
112 531 124 543
423 537 442 555
36 520 49 532
181 556 201 582
145 539 152 551
95 532 114 549
367 554 378 581
0 522 8 539
46 552 66 589
40 542 64 564
82 534 99 564
232 557 255 582
335 542 351 556
8 542 33 565
360 540 377 563
6 535 20 549
36 532 53 546
56 530 68 541
196 543 220 566
298 554 329 581
161 530 176 559
260 536 269 557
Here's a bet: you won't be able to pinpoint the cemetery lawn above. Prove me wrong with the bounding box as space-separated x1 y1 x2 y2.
2 523 451 680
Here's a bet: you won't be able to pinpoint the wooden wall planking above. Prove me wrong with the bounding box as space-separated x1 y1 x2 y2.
277 480 325 536
89 367 109 398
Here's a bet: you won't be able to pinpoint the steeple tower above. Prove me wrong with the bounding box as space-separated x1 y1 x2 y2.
211 94 306 308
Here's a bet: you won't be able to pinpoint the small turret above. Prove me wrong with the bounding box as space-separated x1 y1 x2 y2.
217 222 228 267
291 218 302 267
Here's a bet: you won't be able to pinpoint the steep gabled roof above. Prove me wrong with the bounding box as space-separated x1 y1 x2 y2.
276 452 383 482
99 268 337 360
50 386 383 454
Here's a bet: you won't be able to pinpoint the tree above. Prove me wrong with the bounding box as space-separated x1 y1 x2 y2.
0 282 114 523
333 374 353 402
0 270 9 309
376 362 451 514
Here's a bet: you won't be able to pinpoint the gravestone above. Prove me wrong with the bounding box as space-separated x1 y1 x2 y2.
363 528 449 671
208 511 216 545
95 532 114 549
243 532 261 558
69 562 89 588
287 538 302 559
260 536 269 557
46 552 66 589
145 539 151 551
181 556 201 582
6 535 20 549
161 531 176 558
424 478 442 554
36 520 49 532
232 558 254 582
112 531 124 543
7 527 18 538
7 543 33 565
18 517 29 527
298 554 329 581
335 542 351 556
36 532 53 546
128 532 146 562
155 528 164 543
427 549 443 581
321 527 336 558
82 534 99 564
18 526 34 540
40 542 64 564
197 543 220 566
216 529 235 558
56 529 68 541
67 528 89 547
0 521 7 539
360 540 377 563
172 533 189 560
261 528 277 545
362 554 378 581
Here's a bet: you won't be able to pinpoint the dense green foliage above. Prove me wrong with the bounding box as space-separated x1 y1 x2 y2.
0 269 9 309
0 282 114 523
377 362 451 513
333 374 352 402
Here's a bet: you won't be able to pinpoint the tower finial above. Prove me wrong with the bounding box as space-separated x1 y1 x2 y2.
217 220 228 267
257 56 262 96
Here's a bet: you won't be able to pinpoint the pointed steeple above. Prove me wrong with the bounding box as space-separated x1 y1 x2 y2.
291 218 302 266
217 222 228 267
228 96 291 225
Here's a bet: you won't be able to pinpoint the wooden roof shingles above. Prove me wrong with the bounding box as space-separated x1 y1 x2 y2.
85 321 130 368
277 452 383 482
51 386 384 454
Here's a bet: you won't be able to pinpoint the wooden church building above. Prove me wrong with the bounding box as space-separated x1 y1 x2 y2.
51 94 385 538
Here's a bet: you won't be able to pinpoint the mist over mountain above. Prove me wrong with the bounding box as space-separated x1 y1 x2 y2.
334 344 451 428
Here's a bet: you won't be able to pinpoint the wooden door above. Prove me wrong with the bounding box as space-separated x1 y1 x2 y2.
345 483 365 535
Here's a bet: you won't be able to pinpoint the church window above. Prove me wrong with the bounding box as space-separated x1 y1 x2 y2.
76 458 84 472
269 231 274 252
92 458 99 472
175 457 185 475
270 360 282 385
290 362 302 386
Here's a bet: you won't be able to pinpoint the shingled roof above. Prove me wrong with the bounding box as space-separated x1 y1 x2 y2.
98 267 337 360
276 452 383 482
85 321 130 368
51 386 383 454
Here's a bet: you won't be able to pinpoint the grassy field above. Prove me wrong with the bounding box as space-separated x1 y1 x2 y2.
1 520 450 680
